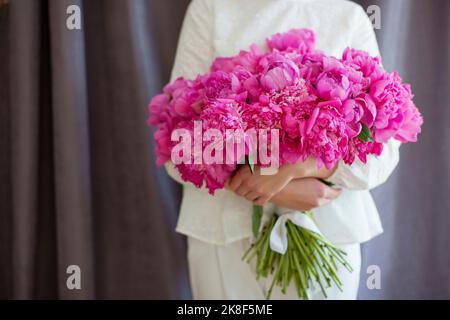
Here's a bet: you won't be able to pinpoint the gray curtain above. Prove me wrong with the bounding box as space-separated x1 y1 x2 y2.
0 0 449 299
0 0 190 299
355 0 450 299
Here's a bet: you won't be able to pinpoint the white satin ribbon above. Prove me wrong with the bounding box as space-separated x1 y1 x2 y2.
269 210 323 254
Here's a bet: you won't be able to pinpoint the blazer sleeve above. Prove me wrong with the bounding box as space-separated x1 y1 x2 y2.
325 5 401 190
164 0 214 185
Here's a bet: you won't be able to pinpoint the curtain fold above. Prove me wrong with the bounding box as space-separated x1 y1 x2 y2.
48 0 94 299
0 1 11 299
8 0 52 299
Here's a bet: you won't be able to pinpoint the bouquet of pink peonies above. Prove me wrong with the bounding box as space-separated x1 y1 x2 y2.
147 29 423 299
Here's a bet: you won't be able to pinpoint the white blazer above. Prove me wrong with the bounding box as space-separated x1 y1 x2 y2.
164 0 400 245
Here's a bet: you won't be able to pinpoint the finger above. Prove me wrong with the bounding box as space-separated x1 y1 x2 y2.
236 184 250 197
316 197 333 207
229 166 251 191
228 176 241 191
324 187 342 200
239 165 253 179
245 191 260 202
229 170 245 191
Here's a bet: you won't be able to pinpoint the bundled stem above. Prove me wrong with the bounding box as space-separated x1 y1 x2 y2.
243 213 352 300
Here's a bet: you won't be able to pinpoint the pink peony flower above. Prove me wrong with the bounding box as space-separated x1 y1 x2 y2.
147 93 171 126
242 102 282 130
357 94 377 127
198 71 244 101
175 99 247 193
298 51 326 83
200 99 245 132
176 161 237 194
315 57 352 101
153 121 174 166
344 138 383 164
342 98 363 137
147 77 190 125
170 112 241 194
259 51 300 91
370 72 414 142
211 44 264 74
299 100 349 169
394 101 423 142
147 28 423 193
267 28 315 54
164 77 202 119
342 48 384 82
270 79 312 139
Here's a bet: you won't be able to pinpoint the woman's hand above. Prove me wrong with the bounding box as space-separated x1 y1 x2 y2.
227 165 294 205
270 178 342 211
226 159 339 206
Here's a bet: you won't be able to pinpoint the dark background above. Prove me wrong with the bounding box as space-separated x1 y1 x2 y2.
0 0 449 299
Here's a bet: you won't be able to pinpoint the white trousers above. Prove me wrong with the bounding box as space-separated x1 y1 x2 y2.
187 236 361 300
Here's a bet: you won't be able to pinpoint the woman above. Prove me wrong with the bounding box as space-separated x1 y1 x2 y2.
165 0 400 299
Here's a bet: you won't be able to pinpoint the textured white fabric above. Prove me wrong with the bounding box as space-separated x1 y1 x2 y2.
166 0 401 245
187 236 361 300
